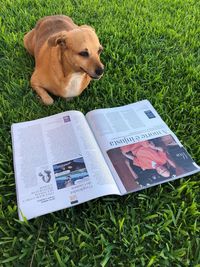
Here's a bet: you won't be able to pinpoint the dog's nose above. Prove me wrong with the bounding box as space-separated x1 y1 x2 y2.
95 67 104 76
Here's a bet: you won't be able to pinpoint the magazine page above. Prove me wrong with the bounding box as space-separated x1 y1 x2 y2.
11 111 119 220
86 100 200 195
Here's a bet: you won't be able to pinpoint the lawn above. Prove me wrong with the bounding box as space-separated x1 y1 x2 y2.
0 0 200 266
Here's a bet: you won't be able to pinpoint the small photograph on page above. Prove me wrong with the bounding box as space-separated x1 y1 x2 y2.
107 135 198 192
144 110 156 119
53 157 89 190
37 166 52 184
63 115 71 123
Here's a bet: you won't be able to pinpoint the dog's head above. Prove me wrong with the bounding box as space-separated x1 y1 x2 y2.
48 26 104 79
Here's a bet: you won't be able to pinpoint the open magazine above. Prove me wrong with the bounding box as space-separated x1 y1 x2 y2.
11 100 200 220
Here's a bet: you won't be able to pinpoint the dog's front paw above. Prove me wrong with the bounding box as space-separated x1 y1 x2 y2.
43 96 54 105
37 95 54 105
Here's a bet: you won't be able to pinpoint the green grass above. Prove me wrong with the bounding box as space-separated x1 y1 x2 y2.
0 0 200 266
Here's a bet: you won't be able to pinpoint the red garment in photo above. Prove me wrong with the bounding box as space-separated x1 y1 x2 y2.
121 141 168 170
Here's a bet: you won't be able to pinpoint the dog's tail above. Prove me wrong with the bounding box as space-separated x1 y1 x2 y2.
24 29 36 56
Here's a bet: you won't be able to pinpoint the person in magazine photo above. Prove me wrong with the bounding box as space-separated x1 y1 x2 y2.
107 134 198 192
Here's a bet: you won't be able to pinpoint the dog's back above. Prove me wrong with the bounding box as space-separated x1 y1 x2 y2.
24 15 77 56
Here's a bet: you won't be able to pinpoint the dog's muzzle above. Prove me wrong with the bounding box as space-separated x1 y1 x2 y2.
95 67 104 76
81 66 104 79
91 66 104 79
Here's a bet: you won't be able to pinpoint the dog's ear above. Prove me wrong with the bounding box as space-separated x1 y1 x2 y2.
48 32 68 48
79 25 95 32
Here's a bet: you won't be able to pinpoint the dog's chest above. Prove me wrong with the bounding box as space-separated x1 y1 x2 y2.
63 73 84 98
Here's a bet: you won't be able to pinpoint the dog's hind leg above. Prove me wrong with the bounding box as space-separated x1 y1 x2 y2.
24 29 36 56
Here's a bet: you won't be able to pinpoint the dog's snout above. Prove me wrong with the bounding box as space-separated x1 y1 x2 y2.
95 67 104 76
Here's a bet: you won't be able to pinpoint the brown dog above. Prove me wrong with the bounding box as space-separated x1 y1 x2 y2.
24 15 104 105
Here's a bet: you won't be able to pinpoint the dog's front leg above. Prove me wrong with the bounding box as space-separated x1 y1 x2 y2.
31 82 53 105
35 86 54 105
32 85 54 105
30 72 54 105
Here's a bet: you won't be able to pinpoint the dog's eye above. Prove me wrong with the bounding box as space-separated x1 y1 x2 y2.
79 51 89 57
